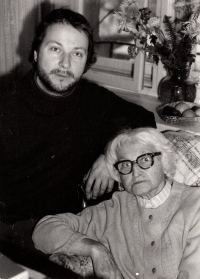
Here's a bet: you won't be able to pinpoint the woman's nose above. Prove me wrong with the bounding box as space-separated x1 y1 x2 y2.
59 53 70 68
131 162 141 177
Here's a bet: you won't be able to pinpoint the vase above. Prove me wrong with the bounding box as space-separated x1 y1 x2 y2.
158 68 196 104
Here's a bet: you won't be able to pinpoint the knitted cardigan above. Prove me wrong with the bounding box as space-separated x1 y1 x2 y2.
33 181 200 279
0 70 156 223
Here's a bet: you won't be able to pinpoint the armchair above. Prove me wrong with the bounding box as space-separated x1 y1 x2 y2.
49 129 200 277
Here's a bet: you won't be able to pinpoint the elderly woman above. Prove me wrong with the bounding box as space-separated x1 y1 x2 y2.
32 128 200 279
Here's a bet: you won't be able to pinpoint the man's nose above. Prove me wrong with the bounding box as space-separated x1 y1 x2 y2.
59 53 70 68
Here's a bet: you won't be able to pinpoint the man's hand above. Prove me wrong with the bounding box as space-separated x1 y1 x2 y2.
84 154 115 200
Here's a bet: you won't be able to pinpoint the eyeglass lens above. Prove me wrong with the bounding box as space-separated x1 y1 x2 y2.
117 154 153 174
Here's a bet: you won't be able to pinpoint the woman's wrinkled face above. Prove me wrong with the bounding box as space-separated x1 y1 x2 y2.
117 144 165 199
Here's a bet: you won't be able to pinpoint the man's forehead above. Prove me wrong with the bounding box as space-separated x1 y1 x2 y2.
43 23 88 45
44 22 83 35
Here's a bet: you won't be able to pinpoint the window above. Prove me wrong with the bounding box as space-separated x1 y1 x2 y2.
83 0 181 96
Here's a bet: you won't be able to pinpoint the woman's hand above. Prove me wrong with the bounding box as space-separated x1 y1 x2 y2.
85 154 115 200
90 242 123 279
68 238 123 279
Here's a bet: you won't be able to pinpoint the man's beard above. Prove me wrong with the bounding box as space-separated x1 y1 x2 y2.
36 64 80 96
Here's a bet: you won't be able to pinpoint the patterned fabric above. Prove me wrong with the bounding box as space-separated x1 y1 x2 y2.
163 130 200 186
49 254 94 277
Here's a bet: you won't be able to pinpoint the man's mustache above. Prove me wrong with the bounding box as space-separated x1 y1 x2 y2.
50 69 74 78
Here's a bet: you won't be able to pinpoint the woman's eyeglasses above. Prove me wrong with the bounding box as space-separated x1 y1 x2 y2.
114 152 161 175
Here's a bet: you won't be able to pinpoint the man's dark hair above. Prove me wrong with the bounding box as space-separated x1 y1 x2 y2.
29 8 97 73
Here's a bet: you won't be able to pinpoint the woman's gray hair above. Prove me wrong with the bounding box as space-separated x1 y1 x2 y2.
105 127 176 182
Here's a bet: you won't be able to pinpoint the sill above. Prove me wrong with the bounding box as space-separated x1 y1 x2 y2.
89 66 132 78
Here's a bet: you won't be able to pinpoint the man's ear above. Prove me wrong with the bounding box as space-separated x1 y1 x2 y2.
34 51 38 62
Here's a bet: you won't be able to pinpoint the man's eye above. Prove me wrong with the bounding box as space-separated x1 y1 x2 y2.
50 47 61 53
73 52 83 57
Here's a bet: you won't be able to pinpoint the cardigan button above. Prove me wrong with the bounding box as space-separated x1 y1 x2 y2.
149 214 153 219
151 241 155 246
152 268 156 273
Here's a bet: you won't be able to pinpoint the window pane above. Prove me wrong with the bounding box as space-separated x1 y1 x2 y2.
148 0 156 17
143 0 157 89
95 0 157 88
96 0 134 60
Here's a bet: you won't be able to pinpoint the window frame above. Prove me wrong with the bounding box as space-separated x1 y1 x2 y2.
83 0 176 96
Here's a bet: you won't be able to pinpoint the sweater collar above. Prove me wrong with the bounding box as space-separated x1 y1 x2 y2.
18 69 81 115
136 180 172 208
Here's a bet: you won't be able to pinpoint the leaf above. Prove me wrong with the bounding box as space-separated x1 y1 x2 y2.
150 34 157 45
153 54 159 65
127 45 139 58
162 15 179 51
140 37 146 44
136 22 140 31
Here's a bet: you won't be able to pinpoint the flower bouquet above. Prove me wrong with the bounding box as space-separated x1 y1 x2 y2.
114 0 200 103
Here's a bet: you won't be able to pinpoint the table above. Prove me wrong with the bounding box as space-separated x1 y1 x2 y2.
113 89 200 135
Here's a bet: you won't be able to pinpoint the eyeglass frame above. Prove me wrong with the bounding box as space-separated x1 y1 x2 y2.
114 152 161 175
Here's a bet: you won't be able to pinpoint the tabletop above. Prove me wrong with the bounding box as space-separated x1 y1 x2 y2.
113 89 200 135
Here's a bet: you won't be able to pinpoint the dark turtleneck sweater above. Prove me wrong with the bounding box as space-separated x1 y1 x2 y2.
0 70 156 224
